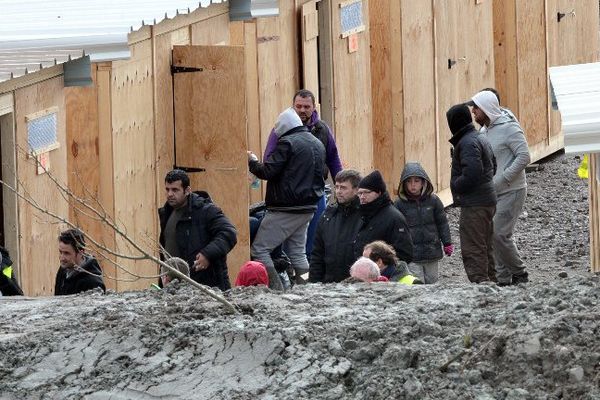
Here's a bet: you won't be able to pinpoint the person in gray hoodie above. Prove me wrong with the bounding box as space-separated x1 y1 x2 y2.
394 162 452 283
469 90 531 286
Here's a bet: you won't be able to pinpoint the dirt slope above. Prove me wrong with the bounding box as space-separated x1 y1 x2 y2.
1 153 598 400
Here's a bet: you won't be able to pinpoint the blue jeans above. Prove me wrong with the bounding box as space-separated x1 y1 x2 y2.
305 195 326 256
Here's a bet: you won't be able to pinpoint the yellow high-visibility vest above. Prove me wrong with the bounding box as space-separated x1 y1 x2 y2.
2 265 13 279
399 274 418 285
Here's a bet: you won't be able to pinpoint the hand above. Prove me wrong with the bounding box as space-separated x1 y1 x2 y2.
193 253 210 271
444 244 454 257
247 151 258 162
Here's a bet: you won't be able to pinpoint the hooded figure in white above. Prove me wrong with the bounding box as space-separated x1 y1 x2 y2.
274 107 303 137
469 90 531 286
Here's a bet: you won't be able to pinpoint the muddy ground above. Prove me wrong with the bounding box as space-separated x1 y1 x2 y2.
1 152 599 400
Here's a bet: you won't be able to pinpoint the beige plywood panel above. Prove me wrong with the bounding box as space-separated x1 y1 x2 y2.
590 154 600 273
493 0 519 115
434 0 460 193
301 1 320 104
278 1 301 104
461 0 495 97
401 0 437 189
191 12 230 45
330 0 373 174
111 40 158 291
516 0 549 147
172 45 249 282
0 106 19 280
14 77 68 295
153 28 191 208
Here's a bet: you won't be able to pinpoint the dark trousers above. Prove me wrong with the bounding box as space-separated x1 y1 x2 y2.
459 205 496 283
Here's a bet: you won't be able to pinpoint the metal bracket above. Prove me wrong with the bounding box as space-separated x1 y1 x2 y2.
557 9 575 22
171 65 203 75
172 166 206 173
448 57 467 70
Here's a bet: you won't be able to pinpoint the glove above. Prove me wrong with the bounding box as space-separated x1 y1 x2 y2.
443 244 454 257
247 151 258 162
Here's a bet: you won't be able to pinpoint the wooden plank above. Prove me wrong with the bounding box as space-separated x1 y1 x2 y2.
301 1 320 104
278 1 301 103
244 22 264 205
0 107 19 281
0 93 13 115
318 0 335 130
492 0 519 115
516 0 549 148
0 64 64 96
191 12 230 45
329 0 373 174
14 76 68 295
152 3 229 36
172 45 249 283
229 21 245 45
590 153 600 272
369 0 395 182
400 0 436 188
111 40 157 291
96 63 117 291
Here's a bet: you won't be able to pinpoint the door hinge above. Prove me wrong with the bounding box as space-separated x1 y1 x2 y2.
173 166 206 173
171 65 204 75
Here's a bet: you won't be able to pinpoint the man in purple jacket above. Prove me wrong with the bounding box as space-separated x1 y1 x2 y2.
263 89 343 257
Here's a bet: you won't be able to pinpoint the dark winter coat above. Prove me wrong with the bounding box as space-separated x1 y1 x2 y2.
159 192 237 291
381 261 412 282
54 256 106 295
354 192 413 263
309 197 362 283
250 125 325 211
0 247 23 296
449 123 497 207
395 163 452 262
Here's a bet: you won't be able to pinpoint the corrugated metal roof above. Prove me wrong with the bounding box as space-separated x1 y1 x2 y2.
549 62 600 154
0 0 225 83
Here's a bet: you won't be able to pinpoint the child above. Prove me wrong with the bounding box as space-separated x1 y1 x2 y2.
394 162 453 284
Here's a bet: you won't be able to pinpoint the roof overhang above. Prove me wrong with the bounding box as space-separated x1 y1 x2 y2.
229 0 279 21
549 62 600 154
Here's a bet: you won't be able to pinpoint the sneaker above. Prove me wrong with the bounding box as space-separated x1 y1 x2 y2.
512 273 529 285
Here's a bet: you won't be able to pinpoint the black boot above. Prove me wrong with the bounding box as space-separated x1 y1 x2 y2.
512 272 529 285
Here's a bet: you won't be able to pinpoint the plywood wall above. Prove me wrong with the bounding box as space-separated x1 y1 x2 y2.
589 153 600 273
370 0 495 203
111 39 157 291
14 77 68 295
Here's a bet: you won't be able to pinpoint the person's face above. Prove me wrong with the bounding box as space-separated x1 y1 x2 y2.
293 96 315 124
362 247 384 270
357 188 380 205
165 180 190 209
161 274 171 286
406 177 424 196
335 180 358 204
471 105 488 126
59 242 83 269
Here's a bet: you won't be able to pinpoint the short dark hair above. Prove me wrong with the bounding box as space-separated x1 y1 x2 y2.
293 89 316 105
335 169 362 188
481 87 500 104
364 240 398 266
165 169 190 188
59 229 86 252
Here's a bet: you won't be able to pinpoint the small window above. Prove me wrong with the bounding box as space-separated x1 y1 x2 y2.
26 108 59 155
340 0 365 38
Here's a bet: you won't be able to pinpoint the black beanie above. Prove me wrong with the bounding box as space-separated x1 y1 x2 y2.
359 170 386 193
446 103 473 135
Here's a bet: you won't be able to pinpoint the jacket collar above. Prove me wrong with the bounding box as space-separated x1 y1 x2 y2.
280 125 310 138
449 123 475 146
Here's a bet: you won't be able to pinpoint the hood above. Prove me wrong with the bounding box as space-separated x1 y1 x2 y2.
446 103 474 136
398 162 434 199
235 261 269 287
274 107 303 138
471 91 502 125
0 246 12 267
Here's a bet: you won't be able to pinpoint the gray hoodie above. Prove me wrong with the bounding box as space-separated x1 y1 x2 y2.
482 111 530 195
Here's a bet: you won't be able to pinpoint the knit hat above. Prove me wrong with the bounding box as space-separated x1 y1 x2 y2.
274 107 303 138
446 103 473 135
358 170 386 193
235 261 269 287
161 257 190 280
469 90 502 124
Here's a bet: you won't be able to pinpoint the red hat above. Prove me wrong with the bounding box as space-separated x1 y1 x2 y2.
235 261 269 287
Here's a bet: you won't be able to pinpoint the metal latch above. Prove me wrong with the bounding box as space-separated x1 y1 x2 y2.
171 65 203 75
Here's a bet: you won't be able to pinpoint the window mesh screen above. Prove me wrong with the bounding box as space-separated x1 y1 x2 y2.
27 112 57 153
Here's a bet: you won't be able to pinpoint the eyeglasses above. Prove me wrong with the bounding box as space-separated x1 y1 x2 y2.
357 190 373 196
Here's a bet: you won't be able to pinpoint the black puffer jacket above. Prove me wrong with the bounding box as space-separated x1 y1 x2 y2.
250 125 325 211
394 162 452 262
353 192 413 263
159 192 237 290
55 256 106 295
309 197 362 283
448 123 497 207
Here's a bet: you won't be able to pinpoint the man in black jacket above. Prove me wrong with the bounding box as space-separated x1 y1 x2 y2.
159 170 237 291
353 170 413 264
447 103 497 283
55 229 106 295
309 169 363 283
248 107 326 290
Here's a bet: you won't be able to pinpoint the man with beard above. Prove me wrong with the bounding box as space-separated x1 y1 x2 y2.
353 170 413 264
55 229 105 295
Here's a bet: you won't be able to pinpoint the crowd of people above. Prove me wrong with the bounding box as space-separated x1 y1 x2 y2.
0 87 531 296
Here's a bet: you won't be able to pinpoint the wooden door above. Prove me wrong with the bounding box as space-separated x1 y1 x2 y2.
172 45 249 283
